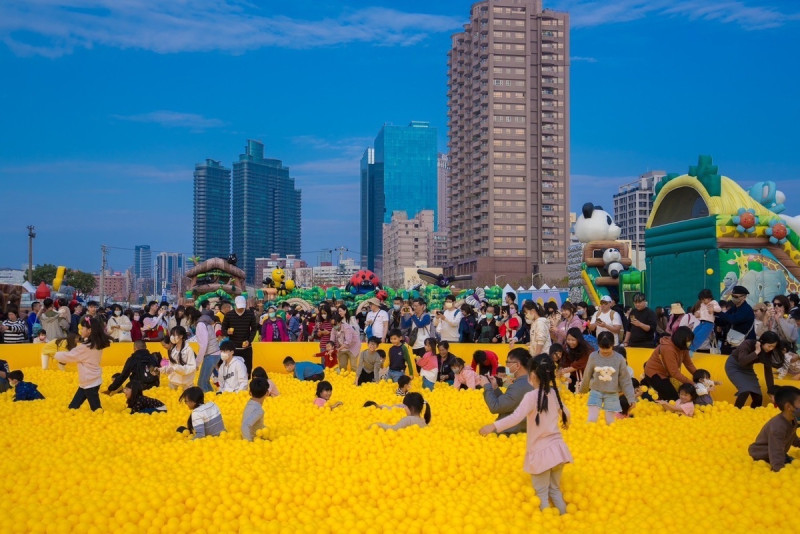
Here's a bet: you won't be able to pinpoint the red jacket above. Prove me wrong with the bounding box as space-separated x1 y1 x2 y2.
315 349 339 369
471 350 499 375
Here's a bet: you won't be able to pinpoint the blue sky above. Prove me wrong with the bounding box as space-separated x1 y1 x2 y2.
1 0 799 273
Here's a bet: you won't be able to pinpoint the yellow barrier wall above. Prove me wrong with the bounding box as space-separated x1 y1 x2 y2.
2 342 794 404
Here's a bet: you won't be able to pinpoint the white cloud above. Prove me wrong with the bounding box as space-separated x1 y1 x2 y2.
552 0 798 30
290 135 373 159
0 1 463 57
111 110 225 130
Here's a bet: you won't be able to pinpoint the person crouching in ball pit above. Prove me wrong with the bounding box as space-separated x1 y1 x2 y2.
251 367 280 397
313 381 343 410
124 381 165 415
479 355 572 515
177 387 225 439
374 392 430 430
55 316 110 411
283 357 325 382
7 370 45 401
241 378 268 441
748 385 800 472
451 358 482 390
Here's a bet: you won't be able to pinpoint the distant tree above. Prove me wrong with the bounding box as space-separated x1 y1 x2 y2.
66 270 96 297
25 264 58 285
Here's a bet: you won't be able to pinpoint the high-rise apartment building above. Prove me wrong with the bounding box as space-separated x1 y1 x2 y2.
134 245 152 280
382 210 435 288
361 122 438 275
232 140 302 285
193 159 231 261
613 171 665 250
446 0 569 281
437 153 450 234
155 252 185 293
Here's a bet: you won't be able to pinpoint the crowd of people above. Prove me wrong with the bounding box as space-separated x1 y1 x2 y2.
2 284 800 515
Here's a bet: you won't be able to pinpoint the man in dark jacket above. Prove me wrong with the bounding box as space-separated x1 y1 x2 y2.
481 348 534 434
222 295 259 376
719 285 756 352
103 340 161 394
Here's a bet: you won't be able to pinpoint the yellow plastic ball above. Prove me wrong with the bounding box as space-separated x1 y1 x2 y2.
707 268 714 275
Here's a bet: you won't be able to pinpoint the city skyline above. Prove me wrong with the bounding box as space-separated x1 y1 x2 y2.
1 1 799 274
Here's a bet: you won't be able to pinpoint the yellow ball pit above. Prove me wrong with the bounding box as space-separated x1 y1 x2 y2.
1 359 799 532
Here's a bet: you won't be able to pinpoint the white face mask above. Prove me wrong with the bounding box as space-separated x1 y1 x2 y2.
114 310 122 316
393 304 401 310
170 335 178 344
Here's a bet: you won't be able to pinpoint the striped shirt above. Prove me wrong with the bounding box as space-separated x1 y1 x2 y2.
191 402 226 439
2 319 28 344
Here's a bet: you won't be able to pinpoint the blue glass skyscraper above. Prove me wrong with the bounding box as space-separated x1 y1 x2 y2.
361 121 438 274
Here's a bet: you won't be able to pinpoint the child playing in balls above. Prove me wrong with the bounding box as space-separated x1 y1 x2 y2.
314 341 339 369
313 381 343 410
415 337 439 391
0 359 10 393
480 354 572 515
55 316 110 411
693 369 722 406
177 386 226 439
396 375 411 396
283 357 325 382
658 383 697 417
578 331 636 425
748 385 800 472
124 381 166 414
355 337 384 386
452 358 482 390
217 341 249 393
375 392 431 430
7 370 45 401
241 378 268 441
252 367 280 397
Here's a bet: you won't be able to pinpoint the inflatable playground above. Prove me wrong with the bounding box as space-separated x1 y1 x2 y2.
571 155 800 310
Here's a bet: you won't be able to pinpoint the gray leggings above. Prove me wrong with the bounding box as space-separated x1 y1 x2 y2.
531 463 567 514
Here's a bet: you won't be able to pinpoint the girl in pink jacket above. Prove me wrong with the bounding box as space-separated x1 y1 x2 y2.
480 354 572 514
56 316 111 411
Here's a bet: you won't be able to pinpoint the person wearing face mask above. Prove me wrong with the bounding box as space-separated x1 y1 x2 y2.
389 296 405 332
475 305 501 343
643 326 697 402
312 305 333 351
125 309 143 341
106 305 132 342
217 341 249 393
434 295 462 343
260 306 289 342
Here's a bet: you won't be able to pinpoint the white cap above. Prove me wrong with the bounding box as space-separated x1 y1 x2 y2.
235 296 247 309
600 295 613 303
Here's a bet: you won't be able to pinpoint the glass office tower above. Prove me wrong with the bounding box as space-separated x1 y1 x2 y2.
193 159 231 261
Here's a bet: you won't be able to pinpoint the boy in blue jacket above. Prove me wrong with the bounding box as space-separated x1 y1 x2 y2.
283 357 325 381
7 370 45 401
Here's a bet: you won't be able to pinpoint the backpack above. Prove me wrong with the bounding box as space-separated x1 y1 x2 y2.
583 334 599 351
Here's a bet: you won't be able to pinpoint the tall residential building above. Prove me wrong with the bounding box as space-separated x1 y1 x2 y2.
446 0 570 281
360 148 384 274
437 153 450 233
383 210 435 288
134 245 152 280
361 122 438 275
193 159 231 261
613 171 665 250
232 140 302 285
155 252 185 293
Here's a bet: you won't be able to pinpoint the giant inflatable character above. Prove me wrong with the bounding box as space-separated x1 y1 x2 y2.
346 270 382 295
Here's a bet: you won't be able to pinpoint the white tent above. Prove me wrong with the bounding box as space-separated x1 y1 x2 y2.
539 283 550 290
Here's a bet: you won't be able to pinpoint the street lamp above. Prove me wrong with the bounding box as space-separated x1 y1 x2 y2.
531 272 544 287
494 274 505 286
